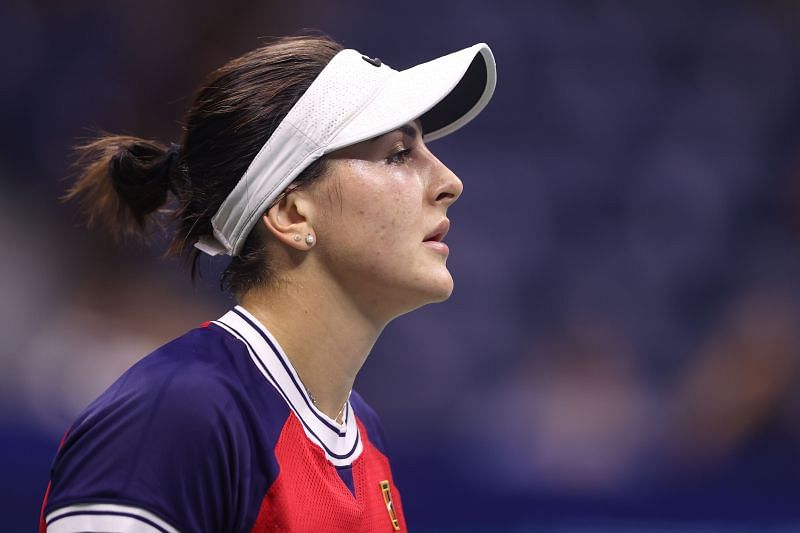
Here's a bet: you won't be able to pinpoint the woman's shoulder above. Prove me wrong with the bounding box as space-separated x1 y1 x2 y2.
74 322 289 442
101 324 247 402
46 323 290 531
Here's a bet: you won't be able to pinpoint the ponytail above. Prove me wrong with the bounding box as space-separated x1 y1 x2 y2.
62 35 342 296
65 135 182 240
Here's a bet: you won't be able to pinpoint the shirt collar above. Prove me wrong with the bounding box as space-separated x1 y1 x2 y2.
213 305 363 467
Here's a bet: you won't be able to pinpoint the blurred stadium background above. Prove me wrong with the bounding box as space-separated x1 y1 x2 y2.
3 1 800 530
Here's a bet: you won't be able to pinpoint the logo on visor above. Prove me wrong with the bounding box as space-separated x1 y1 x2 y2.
362 55 382 67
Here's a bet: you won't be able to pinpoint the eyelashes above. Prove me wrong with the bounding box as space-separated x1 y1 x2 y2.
386 148 412 165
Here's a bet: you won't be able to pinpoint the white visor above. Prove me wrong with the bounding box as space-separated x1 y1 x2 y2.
195 42 497 256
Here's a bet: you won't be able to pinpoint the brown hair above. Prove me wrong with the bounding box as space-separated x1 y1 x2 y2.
64 35 343 298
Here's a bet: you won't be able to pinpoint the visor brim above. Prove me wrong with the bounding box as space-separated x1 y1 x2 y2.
329 43 496 151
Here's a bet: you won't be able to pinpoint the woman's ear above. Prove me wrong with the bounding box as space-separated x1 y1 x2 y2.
261 190 317 250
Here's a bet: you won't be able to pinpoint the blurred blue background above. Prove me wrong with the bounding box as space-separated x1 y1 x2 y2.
3 1 800 530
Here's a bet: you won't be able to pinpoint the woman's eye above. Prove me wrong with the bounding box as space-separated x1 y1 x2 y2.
386 148 412 165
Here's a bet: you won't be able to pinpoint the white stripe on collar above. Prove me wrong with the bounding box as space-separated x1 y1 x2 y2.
214 305 362 467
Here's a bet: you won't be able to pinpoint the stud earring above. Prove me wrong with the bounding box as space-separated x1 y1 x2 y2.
305 233 315 246
293 234 302 242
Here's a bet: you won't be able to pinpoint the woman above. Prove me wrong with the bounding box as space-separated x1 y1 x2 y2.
41 34 496 532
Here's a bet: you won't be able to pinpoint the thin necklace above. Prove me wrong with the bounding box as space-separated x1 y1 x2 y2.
306 388 346 424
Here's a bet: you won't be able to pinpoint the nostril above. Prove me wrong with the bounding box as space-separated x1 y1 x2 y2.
435 191 453 202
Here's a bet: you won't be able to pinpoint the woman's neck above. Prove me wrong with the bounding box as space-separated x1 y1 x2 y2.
239 277 384 423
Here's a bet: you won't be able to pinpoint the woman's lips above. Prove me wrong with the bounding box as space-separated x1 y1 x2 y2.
423 219 450 255
423 240 449 254
423 219 450 242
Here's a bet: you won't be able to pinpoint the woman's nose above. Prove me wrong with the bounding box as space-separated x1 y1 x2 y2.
430 157 463 207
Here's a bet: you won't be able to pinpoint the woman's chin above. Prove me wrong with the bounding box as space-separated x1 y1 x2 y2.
417 271 455 304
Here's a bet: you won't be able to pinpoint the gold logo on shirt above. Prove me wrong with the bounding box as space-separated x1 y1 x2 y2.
379 480 400 531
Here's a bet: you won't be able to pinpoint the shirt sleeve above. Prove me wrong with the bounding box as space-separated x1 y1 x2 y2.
45 502 179 532
44 360 250 533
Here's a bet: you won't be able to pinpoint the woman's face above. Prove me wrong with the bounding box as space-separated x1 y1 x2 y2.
310 120 463 320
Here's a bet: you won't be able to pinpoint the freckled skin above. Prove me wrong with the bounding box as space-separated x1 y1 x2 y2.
310 121 463 320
